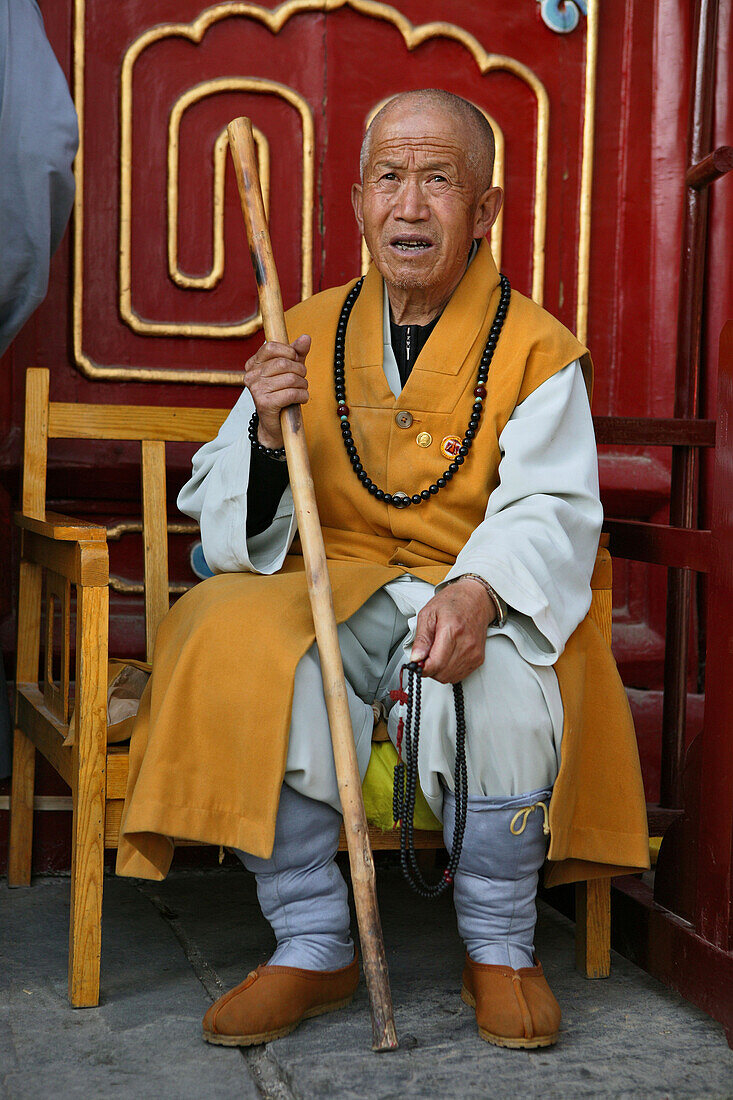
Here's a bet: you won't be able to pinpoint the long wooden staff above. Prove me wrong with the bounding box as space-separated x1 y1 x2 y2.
227 117 398 1053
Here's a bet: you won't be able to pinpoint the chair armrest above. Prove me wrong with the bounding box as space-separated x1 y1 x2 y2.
15 511 107 541
18 524 109 587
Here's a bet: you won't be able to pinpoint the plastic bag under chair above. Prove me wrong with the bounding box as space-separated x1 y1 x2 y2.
106 658 152 743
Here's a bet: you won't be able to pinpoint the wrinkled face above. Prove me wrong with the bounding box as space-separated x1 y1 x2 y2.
352 104 501 301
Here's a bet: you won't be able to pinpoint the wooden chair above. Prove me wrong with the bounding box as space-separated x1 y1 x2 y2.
8 367 612 1007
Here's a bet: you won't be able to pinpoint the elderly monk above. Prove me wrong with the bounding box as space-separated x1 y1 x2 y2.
118 89 648 1050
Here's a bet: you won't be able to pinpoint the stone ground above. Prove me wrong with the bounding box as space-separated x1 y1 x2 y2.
2 861 732 1099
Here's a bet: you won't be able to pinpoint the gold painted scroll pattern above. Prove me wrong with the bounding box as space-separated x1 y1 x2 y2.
107 520 199 596
72 0 594 383
120 77 314 338
168 115 271 291
360 98 507 278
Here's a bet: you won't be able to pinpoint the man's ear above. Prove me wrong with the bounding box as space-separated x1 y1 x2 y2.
473 186 503 239
351 183 365 235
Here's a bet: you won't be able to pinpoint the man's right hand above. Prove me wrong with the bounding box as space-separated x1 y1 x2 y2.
243 333 311 449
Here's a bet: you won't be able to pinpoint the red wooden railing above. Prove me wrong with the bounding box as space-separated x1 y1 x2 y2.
589 0 733 1047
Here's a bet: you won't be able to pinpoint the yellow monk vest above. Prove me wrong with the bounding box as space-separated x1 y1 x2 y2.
117 242 649 885
291 240 593 574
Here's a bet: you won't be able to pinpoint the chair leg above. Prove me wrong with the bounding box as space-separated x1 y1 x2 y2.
10 558 43 887
68 583 108 1008
68 791 105 1007
575 877 611 978
8 727 36 886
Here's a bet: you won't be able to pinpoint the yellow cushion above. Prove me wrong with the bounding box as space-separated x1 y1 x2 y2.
362 740 442 832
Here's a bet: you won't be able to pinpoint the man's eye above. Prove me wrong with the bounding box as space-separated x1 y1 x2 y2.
431 174 448 183
380 172 398 181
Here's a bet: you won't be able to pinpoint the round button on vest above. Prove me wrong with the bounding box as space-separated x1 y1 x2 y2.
416 432 432 448
395 411 413 428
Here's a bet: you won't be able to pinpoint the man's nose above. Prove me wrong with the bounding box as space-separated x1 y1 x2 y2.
393 177 429 221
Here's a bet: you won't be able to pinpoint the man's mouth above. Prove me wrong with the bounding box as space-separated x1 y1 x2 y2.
390 237 434 252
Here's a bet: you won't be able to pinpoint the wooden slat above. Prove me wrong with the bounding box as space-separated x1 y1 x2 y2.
15 561 42 686
22 370 49 518
106 749 129 800
15 686 73 786
588 586 612 647
104 799 124 847
21 531 109 587
15 511 107 541
0 795 73 812
575 878 611 979
9 558 45 884
8 729 37 886
104 806 231 849
68 584 109 1007
141 441 169 661
43 571 71 724
48 403 228 442
341 826 443 851
604 518 712 572
593 416 715 447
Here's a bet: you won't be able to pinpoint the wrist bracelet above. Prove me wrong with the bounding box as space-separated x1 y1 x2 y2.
450 573 507 627
248 411 287 462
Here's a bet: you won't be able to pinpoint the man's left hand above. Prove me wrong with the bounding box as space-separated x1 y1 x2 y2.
410 578 496 684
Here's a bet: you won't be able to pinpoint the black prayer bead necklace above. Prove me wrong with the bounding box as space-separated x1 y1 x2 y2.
335 273 511 507
392 662 468 898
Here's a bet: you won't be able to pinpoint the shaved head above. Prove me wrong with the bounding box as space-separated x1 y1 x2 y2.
360 89 495 195
352 87 504 323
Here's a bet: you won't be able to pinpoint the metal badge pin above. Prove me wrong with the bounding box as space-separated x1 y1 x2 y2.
440 435 463 459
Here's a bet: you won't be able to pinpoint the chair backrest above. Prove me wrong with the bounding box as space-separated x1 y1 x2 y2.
22 368 228 660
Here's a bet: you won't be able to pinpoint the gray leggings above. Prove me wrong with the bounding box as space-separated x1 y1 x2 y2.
283 588 562 821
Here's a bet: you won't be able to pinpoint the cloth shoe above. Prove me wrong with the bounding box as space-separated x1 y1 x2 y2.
444 786 561 1046
461 953 561 1048
234 782 354 970
202 954 359 1046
